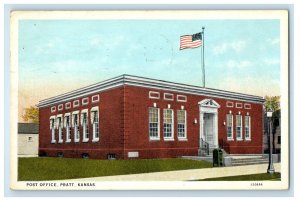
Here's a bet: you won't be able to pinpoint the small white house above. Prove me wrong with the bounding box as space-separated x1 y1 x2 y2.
18 123 39 156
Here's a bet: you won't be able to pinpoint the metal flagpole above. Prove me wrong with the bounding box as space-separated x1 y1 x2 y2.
202 26 205 88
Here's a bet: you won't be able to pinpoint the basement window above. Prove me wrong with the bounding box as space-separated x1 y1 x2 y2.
107 153 116 160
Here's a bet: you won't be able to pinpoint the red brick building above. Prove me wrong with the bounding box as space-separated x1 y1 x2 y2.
37 75 265 159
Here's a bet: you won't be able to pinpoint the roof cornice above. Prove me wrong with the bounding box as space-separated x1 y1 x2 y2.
37 74 265 108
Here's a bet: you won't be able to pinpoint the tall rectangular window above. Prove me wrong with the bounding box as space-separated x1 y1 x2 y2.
177 110 186 139
81 111 89 142
57 116 63 143
149 107 159 140
93 111 99 140
163 109 173 139
226 114 233 140
236 114 243 140
65 115 71 143
73 113 80 142
50 117 56 143
245 115 251 140
91 107 99 142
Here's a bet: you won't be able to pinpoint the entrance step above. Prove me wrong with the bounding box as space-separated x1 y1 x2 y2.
230 155 269 166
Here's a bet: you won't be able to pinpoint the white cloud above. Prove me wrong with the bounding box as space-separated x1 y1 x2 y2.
213 40 247 55
264 58 280 65
226 60 253 69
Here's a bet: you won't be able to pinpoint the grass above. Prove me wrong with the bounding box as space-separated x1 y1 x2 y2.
198 173 281 181
18 157 212 181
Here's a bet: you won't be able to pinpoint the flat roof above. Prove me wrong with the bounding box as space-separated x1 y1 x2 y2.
37 74 265 108
18 123 39 134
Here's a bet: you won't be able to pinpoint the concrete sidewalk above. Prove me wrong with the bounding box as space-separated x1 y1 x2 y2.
70 163 281 181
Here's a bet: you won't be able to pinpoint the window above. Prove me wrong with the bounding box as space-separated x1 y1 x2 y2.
163 109 173 139
149 107 159 140
72 111 80 142
244 104 251 109
226 113 233 140
81 110 89 142
245 115 251 140
177 95 187 102
226 101 234 108
57 115 63 143
177 110 186 139
164 93 174 101
64 113 71 143
149 91 160 99
58 104 63 111
92 95 100 103
50 116 56 143
82 98 89 105
65 102 71 109
73 100 80 108
27 136 33 142
91 107 99 142
278 136 281 144
51 106 56 113
236 114 243 140
236 103 243 108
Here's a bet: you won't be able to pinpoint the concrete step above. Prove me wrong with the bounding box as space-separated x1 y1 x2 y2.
231 157 269 166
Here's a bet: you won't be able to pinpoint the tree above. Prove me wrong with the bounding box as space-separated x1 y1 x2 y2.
264 95 280 112
264 96 280 154
22 106 39 123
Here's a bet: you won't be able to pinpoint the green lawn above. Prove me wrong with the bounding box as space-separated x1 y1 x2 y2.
198 173 281 181
18 157 212 181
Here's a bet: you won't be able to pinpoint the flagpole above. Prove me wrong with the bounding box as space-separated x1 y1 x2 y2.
202 26 205 88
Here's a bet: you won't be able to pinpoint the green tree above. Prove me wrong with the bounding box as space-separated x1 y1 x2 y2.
264 96 280 154
22 106 39 123
264 96 280 112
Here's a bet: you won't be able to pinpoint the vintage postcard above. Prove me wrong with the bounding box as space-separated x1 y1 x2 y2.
10 10 289 190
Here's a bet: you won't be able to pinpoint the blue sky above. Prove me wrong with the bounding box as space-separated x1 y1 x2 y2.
18 19 280 116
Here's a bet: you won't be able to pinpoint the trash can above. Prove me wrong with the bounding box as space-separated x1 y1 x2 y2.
213 149 224 167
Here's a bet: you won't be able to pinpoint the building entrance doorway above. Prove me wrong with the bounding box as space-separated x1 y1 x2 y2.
203 113 215 146
199 99 220 149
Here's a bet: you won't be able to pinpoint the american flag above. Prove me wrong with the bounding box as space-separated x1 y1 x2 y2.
180 32 202 50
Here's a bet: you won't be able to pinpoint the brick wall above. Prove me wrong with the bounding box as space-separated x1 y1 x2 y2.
123 86 263 158
39 87 125 159
39 85 263 160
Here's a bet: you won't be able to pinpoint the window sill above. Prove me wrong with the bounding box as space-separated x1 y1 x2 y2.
164 138 174 141
236 139 243 141
74 140 80 143
58 140 63 143
51 140 56 144
149 138 160 141
82 139 89 143
245 138 251 141
65 140 71 143
178 138 188 141
227 138 234 141
92 139 100 143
